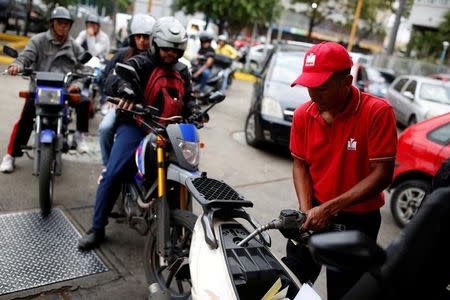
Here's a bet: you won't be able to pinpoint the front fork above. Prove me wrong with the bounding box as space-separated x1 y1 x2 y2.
155 135 172 259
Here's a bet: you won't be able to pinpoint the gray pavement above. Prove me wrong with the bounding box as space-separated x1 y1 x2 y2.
0 70 401 299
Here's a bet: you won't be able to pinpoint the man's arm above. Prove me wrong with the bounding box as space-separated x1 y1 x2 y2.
8 38 39 74
193 56 214 78
304 160 394 231
292 157 314 212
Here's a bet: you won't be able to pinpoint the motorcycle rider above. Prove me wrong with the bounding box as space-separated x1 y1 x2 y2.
0 6 90 173
98 13 156 167
192 32 215 97
75 13 110 59
215 34 238 92
78 16 200 250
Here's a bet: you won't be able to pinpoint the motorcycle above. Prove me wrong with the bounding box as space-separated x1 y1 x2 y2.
3 45 92 216
75 56 106 118
190 54 233 103
108 63 230 299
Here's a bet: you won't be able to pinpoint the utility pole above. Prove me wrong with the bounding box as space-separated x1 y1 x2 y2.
347 0 363 52
386 0 407 55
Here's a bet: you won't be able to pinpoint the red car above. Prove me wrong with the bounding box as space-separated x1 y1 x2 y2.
389 113 450 227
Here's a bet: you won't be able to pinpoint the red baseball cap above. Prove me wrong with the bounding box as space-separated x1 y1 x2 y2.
291 42 353 88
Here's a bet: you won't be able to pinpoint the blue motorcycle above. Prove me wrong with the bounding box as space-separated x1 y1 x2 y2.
4 45 91 216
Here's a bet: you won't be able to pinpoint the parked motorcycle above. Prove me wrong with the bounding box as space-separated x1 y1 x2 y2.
3 45 92 216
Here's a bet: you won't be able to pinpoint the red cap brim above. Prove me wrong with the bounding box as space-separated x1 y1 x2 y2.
290 71 334 88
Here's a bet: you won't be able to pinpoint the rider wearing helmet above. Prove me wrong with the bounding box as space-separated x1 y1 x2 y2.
193 31 216 95
215 34 238 92
98 13 156 167
78 16 199 250
0 6 91 173
75 13 110 58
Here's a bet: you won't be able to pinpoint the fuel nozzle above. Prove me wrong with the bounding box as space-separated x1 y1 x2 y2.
237 209 306 247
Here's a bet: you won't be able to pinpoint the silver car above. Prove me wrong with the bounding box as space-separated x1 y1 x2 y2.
386 75 450 127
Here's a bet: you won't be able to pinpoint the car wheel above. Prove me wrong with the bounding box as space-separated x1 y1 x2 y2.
390 179 431 228
408 115 417 126
245 112 262 147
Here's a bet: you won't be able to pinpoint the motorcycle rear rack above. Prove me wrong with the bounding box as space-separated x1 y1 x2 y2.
186 174 253 209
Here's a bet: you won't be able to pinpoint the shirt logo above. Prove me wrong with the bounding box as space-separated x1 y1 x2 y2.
347 138 357 151
305 53 316 66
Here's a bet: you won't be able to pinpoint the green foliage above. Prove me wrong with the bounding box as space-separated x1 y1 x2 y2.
173 0 282 34
409 11 450 62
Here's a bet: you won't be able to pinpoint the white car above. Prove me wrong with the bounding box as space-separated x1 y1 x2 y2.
386 75 450 126
246 44 274 70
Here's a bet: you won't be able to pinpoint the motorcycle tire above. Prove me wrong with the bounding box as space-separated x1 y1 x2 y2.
390 179 431 228
144 209 197 300
39 144 55 217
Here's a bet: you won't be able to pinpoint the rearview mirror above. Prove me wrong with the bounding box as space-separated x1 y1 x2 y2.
115 62 140 84
78 52 93 64
402 91 414 100
3 45 18 58
208 91 226 103
309 231 386 272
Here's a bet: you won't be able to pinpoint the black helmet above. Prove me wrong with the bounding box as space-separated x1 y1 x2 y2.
151 16 187 58
199 32 214 43
50 6 73 23
85 14 100 25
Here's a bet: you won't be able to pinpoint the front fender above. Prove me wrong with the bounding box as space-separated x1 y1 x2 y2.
40 129 55 144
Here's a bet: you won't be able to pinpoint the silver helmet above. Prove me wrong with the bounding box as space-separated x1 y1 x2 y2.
151 16 187 55
50 6 73 23
85 14 100 25
130 14 156 36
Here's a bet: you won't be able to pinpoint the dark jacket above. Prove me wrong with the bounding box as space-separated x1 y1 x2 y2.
106 51 197 123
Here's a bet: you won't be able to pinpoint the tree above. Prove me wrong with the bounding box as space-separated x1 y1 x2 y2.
290 0 337 38
173 0 282 35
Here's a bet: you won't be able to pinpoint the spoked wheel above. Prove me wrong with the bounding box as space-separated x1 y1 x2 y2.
390 179 431 228
144 209 197 299
39 144 55 217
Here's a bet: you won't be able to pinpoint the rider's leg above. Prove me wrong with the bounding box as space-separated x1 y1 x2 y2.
79 123 145 249
98 108 116 166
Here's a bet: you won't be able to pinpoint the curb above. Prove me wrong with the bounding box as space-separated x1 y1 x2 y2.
0 33 29 64
234 71 257 83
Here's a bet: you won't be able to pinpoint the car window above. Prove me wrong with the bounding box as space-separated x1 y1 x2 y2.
404 80 417 95
420 84 450 104
428 121 450 145
393 78 408 92
268 53 304 85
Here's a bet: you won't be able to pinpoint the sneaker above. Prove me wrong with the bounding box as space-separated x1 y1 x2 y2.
74 131 89 153
0 154 15 173
97 167 106 184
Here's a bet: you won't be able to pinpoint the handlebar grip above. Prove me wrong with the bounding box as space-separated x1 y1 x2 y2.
106 97 120 105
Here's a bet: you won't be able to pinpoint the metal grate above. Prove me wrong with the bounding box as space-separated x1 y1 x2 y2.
0 208 108 296
192 177 243 201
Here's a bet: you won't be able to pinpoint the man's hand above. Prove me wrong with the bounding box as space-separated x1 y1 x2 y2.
7 64 20 76
117 99 134 111
303 205 333 232
67 85 80 93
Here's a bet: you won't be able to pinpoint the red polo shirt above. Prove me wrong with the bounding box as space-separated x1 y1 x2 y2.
290 86 397 213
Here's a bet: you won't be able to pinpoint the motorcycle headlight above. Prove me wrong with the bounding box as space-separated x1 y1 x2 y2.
36 88 63 105
261 97 283 119
178 139 200 166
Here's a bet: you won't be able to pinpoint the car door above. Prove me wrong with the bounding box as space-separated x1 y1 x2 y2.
427 120 450 169
387 77 409 124
398 79 418 126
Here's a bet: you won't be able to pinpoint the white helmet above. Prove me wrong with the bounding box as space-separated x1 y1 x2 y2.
151 16 187 57
130 14 156 36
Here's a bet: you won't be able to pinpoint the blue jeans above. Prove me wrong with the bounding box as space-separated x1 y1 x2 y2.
98 108 116 166
92 123 145 230
199 68 211 92
220 68 232 92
